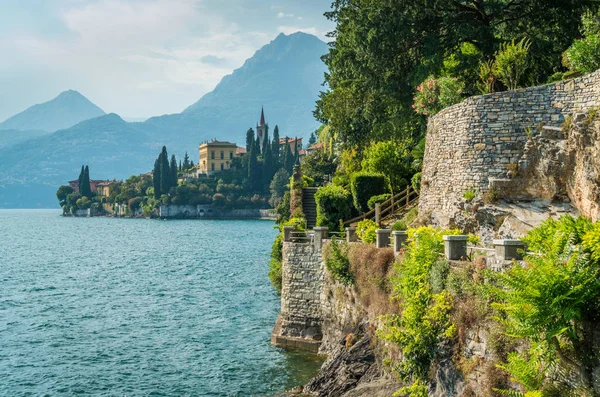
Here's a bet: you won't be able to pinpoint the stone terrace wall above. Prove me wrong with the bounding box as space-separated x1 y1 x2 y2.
272 242 324 352
420 70 600 219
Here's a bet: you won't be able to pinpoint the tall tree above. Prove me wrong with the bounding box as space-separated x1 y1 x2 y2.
262 126 270 154
78 165 84 191
159 146 172 195
283 138 294 175
262 143 274 190
272 125 280 167
248 139 260 191
308 132 317 146
170 154 178 186
80 165 91 197
246 128 255 152
183 152 190 170
152 158 161 198
293 137 300 166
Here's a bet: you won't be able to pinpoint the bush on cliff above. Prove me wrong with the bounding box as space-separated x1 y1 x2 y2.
269 233 284 294
324 238 353 285
356 219 378 244
367 194 391 211
315 185 351 232
350 172 387 213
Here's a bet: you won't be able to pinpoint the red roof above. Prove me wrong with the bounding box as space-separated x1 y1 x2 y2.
236 146 247 155
308 142 324 150
259 106 265 126
278 137 302 144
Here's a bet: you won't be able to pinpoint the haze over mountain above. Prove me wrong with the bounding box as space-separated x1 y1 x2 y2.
0 90 106 133
0 32 328 208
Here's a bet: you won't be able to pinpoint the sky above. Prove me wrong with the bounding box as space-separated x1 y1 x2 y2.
0 0 334 121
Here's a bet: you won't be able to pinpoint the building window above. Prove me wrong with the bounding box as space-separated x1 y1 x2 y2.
211 163 215 171
211 151 215 160
220 163 224 171
230 152 233 160
220 151 224 160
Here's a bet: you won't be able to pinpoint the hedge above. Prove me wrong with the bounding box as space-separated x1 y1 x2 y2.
368 194 391 210
350 172 387 213
315 185 352 232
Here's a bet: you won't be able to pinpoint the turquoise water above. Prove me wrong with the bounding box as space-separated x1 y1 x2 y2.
0 210 322 396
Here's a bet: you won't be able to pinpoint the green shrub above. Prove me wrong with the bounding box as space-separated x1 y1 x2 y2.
324 238 354 285
315 185 351 232
283 216 306 231
463 188 477 203
269 233 284 293
367 194 391 210
413 76 465 116
493 38 531 90
565 35 600 74
381 227 458 392
392 220 407 231
350 172 387 213
357 219 378 244
411 172 422 193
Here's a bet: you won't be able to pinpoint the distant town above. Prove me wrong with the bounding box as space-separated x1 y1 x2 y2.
57 106 322 218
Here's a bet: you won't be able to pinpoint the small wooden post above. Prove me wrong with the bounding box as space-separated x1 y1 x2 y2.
406 185 410 207
375 203 381 225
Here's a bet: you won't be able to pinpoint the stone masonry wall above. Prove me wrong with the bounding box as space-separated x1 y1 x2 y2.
420 70 600 221
272 242 324 352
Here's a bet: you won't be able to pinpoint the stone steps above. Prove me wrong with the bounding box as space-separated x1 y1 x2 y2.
302 188 319 229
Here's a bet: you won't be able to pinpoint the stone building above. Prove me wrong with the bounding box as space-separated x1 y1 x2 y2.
256 106 269 153
198 139 242 176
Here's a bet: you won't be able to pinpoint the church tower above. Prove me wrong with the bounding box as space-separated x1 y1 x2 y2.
256 106 269 153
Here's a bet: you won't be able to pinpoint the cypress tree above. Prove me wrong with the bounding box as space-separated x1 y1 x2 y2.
262 143 274 190
284 138 294 174
293 137 300 165
78 165 84 192
262 126 270 154
170 154 178 186
246 128 255 152
272 125 280 168
248 140 260 191
179 160 182 172
152 158 161 198
81 165 91 197
309 132 317 146
160 146 171 195
183 152 190 170
255 134 261 155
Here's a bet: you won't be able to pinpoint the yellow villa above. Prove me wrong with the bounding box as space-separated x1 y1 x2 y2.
198 140 242 176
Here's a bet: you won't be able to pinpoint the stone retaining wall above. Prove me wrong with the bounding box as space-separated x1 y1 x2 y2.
272 242 324 352
158 205 276 220
420 70 600 220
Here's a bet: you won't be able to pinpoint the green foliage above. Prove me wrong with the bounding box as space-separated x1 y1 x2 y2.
76 196 91 210
314 185 351 232
324 238 354 285
463 188 477 203
489 215 600 391
392 221 407 231
413 76 464 116
368 194 391 211
479 59 497 94
300 149 337 186
56 185 74 207
565 35 600 74
493 39 532 90
269 233 284 293
411 172 422 193
269 169 290 207
350 172 387 213
356 219 378 244
382 227 458 388
362 141 412 194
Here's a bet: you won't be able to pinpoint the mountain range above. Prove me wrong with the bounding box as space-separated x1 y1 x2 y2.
0 32 328 208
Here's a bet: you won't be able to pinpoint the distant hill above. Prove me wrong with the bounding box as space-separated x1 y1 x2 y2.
0 129 49 149
0 32 328 208
0 90 106 132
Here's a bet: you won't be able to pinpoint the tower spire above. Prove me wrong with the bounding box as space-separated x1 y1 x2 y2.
259 106 265 126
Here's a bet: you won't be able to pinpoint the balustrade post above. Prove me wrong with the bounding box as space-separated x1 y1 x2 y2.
443 235 468 260
313 227 328 249
283 226 294 243
392 230 408 253
346 227 357 243
376 229 392 249
494 239 526 261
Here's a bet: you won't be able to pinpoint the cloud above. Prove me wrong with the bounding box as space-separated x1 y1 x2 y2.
277 12 295 18
277 25 320 38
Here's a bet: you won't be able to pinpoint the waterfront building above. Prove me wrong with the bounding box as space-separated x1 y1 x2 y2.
68 179 110 194
279 137 303 155
198 139 244 176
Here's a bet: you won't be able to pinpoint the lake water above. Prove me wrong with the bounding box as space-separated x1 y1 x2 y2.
0 210 322 396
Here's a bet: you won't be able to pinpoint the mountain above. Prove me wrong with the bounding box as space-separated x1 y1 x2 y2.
0 129 49 149
0 90 106 132
0 32 328 208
